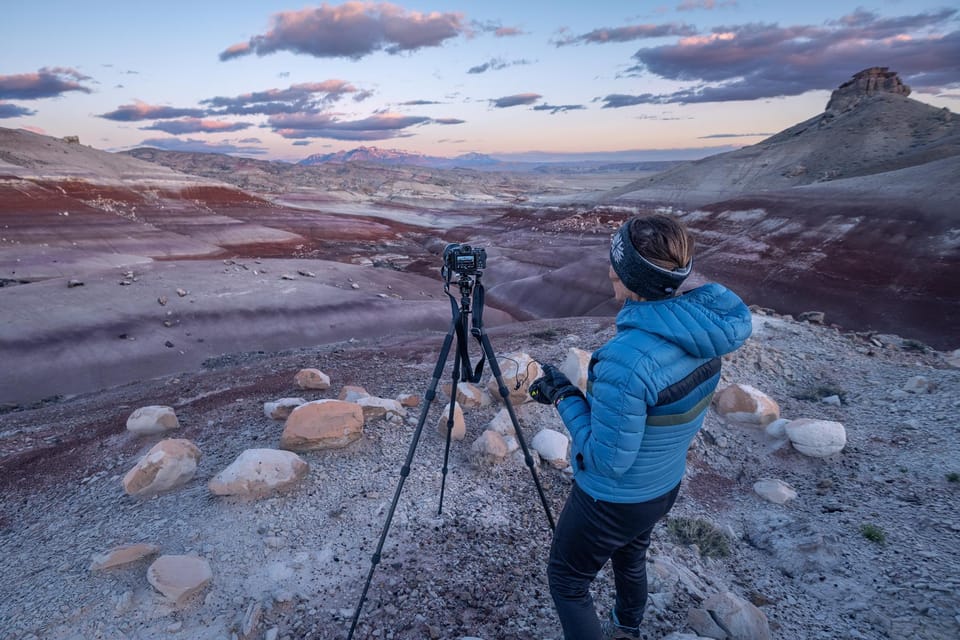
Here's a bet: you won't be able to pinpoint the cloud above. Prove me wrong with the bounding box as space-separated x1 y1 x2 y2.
268 111 436 140
532 103 586 114
141 118 254 134
0 102 36 118
202 80 361 115
471 20 524 37
238 137 262 143
554 23 697 46
677 0 737 11
615 8 960 104
292 140 312 146
220 2 466 61
400 99 442 105
490 93 542 108
433 117 465 124
99 100 206 121
0 67 93 100
138 137 268 155
467 58 532 74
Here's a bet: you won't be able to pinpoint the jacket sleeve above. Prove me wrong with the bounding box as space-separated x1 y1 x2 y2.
556 343 652 478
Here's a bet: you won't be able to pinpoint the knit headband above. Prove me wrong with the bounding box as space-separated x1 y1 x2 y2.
609 221 691 300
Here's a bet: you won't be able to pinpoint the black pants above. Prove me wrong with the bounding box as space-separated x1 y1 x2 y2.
547 481 680 639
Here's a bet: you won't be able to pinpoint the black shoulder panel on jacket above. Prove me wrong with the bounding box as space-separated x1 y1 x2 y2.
655 357 721 406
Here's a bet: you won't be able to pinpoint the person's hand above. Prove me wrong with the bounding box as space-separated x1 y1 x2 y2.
529 364 584 405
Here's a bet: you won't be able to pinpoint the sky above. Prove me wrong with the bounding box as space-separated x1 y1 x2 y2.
2 0 958 162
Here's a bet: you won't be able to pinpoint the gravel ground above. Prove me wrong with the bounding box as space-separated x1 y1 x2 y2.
1 311 958 640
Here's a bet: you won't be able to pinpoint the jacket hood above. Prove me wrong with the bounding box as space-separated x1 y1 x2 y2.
615 283 752 358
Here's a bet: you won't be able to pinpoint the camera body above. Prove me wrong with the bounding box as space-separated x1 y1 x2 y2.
443 243 487 276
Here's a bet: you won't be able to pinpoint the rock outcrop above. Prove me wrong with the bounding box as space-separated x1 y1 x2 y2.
826 67 911 113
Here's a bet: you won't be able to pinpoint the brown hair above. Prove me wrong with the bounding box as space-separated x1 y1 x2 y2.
627 214 694 271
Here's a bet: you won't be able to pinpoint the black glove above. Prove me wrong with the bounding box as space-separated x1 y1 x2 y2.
529 363 584 406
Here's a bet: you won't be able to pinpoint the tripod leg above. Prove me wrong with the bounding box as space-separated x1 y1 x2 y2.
478 333 556 531
347 318 458 640
438 345 461 515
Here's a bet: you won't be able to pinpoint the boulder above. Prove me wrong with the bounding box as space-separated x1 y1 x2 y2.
397 393 420 408
442 382 491 409
713 384 780 426
532 429 569 469
263 398 306 421
784 419 846 458
126 405 179 435
208 449 309 497
147 555 213 605
354 396 406 422
764 418 790 439
294 368 330 390
487 408 516 437
122 439 201 497
689 590 772 640
89 543 160 571
437 402 466 441
753 479 798 504
487 352 542 405
280 400 364 451
338 385 370 402
469 430 509 465
903 376 936 394
560 347 591 393
945 349 960 369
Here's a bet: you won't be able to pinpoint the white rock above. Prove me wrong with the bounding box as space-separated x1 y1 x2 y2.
532 429 569 469
698 590 772 640
559 347 591 393
281 400 364 451
903 376 936 394
442 382 491 409
338 385 370 402
437 402 466 441
469 430 509 465
713 383 780 426
765 418 790 439
355 396 406 421
753 478 798 504
294 368 330 390
147 555 213 604
122 439 201 497
487 408 516 437
821 394 842 406
945 348 960 368
785 418 846 458
397 393 420 408
126 406 179 435
208 449 309 497
90 543 160 571
263 398 306 421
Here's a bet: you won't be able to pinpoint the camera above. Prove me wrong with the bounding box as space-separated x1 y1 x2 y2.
443 243 487 275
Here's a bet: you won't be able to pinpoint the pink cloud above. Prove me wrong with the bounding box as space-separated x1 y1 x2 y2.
220 2 466 61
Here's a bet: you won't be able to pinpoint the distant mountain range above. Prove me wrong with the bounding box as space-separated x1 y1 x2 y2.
297 146 501 169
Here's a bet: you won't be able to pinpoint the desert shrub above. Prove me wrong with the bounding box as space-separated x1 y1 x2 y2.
900 339 930 353
666 517 731 558
947 472 959 483
860 523 886 544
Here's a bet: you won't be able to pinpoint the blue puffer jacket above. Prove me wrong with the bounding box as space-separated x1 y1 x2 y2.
556 283 752 503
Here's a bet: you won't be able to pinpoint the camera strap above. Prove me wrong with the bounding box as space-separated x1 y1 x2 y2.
446 284 486 384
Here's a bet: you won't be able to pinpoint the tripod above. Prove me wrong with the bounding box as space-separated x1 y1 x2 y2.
347 265 556 639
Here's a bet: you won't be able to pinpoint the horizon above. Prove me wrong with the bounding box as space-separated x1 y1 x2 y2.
3 1 958 162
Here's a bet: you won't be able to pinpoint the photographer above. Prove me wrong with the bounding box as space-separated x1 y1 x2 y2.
530 214 752 639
